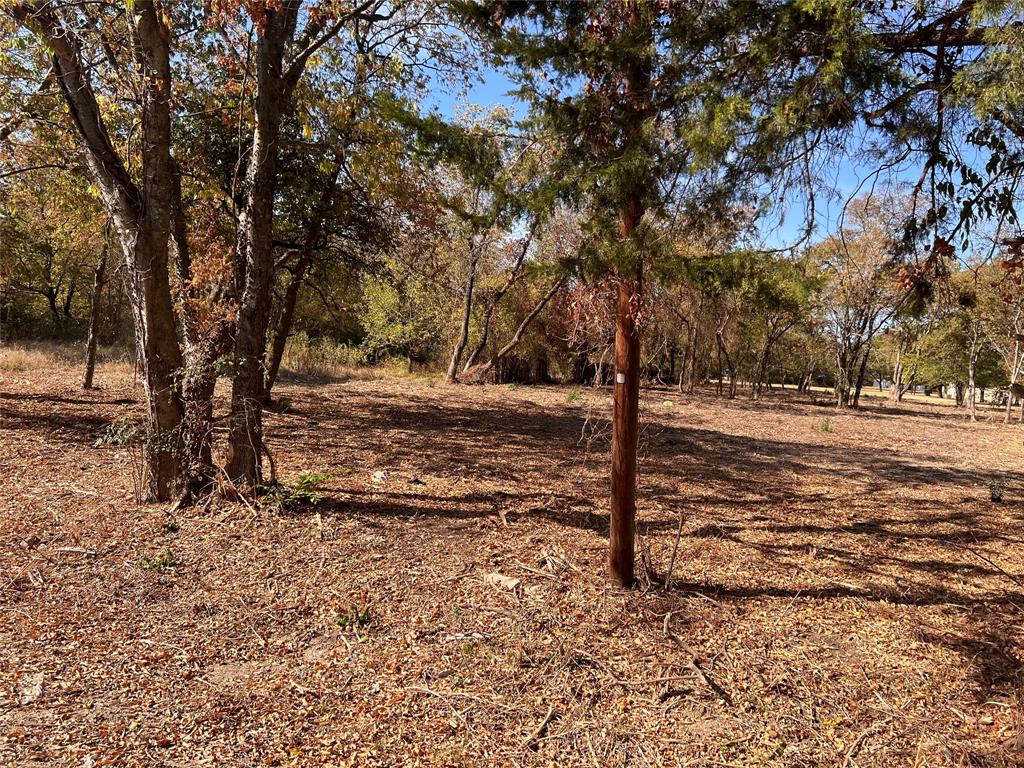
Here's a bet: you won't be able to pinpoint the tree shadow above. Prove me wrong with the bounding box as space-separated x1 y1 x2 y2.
0 391 136 406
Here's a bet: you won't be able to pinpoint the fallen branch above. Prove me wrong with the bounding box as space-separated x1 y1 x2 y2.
958 543 1024 589
523 705 559 751
843 717 892 767
663 510 686 591
662 612 733 705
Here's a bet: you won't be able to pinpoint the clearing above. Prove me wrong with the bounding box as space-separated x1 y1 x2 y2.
1 356 1023 767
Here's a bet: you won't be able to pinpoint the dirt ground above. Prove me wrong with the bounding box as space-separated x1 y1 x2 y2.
2 354 1023 767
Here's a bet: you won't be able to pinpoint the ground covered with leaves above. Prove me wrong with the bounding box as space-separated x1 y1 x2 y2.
2 355 1023 767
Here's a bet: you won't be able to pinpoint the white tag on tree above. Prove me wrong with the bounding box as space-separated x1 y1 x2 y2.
616 373 626 384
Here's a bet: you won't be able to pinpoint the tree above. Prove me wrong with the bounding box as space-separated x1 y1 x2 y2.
220 0 459 487
813 194 912 408
742 254 819 400
0 169 103 335
455 0 890 585
81 234 109 390
463 206 583 382
6 0 187 500
3 0 461 500
976 256 1024 422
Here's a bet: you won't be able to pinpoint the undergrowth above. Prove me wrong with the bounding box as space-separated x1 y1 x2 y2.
260 471 331 512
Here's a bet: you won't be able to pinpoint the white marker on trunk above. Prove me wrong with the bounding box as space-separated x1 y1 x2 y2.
616 373 626 384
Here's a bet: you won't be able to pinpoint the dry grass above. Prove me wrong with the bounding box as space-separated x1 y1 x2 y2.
278 335 424 383
1 357 1023 767
0 342 131 375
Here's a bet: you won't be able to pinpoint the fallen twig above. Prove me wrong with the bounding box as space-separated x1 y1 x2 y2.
523 705 559 751
843 717 892 767
662 612 733 705
663 510 686 591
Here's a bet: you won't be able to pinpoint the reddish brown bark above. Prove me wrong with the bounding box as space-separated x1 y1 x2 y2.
609 200 643 588
607 3 651 589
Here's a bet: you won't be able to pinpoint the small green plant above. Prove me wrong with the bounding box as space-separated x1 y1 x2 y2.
565 386 582 403
140 549 176 572
819 418 833 433
94 415 142 447
990 481 1005 503
146 428 178 454
506 382 518 391
336 604 373 630
213 355 235 378
260 471 331 512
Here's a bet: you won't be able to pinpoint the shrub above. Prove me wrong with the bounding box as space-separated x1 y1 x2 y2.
94 415 143 447
260 471 331 512
336 604 373 630
280 333 366 379
140 550 176 572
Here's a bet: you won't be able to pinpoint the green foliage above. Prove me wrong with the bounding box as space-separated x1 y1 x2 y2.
93 415 143 448
260 471 331 512
990 480 1006 503
452 0 893 278
336 604 373 630
213 355 235 378
360 259 452 363
139 550 176 572
0 165 107 339
819 418 833 434
913 266 1006 392
565 386 582 403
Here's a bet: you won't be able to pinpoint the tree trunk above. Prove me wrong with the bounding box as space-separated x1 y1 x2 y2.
226 9 298 489
835 346 852 407
463 297 494 373
610 238 642 588
169 159 230 498
851 345 871 408
716 329 736 399
82 244 107 389
465 277 565 382
605 0 651 590
889 338 906 404
46 286 62 328
686 318 699 394
447 244 481 383
17 1 186 499
264 256 307 399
